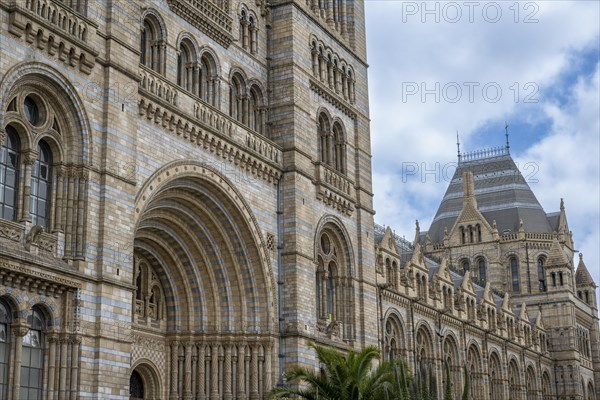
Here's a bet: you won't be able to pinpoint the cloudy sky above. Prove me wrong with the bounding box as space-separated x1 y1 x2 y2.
365 1 600 292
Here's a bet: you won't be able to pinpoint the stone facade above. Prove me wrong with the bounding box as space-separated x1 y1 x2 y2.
0 0 598 400
375 151 600 400
0 0 375 399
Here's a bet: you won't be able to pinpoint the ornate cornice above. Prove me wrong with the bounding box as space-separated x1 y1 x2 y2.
309 78 357 119
3 0 98 75
0 260 82 292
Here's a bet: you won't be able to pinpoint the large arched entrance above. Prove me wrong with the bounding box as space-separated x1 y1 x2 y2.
131 161 276 399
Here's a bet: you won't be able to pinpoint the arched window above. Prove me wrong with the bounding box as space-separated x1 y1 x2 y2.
559 271 564 286
133 257 166 323
177 40 195 93
248 85 264 134
332 122 345 173
587 382 595 400
199 53 218 106
326 262 335 318
468 225 474 243
468 345 482 399
461 259 470 273
460 226 466 244
391 261 398 289
1 125 20 221
415 327 433 373
318 113 331 165
384 315 405 361
0 300 11 399
489 353 503 400
229 73 245 123
385 258 392 286
537 257 546 292
510 257 520 292
315 228 353 339
541 372 552 400
30 141 52 229
141 16 163 73
526 366 537 399
477 224 482 242
22 307 46 400
508 359 520 400
551 272 556 287
443 336 461 399
248 16 258 54
478 258 486 284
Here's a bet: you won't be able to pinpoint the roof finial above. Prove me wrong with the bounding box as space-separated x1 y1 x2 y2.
505 121 510 153
457 131 461 161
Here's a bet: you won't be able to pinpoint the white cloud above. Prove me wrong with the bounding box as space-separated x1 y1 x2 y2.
366 1 600 291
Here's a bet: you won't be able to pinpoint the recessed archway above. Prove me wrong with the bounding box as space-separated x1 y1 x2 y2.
131 160 277 399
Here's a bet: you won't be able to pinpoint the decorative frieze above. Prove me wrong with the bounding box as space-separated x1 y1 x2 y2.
310 78 357 119
314 162 355 215
3 0 98 74
139 65 179 106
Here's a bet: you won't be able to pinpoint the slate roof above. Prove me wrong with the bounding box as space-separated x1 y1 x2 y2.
575 254 596 287
425 152 555 243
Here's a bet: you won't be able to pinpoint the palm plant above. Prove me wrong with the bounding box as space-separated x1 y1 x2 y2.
269 343 393 400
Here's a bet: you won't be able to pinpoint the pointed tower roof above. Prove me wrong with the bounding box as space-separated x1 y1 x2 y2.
575 254 596 287
425 150 553 243
546 238 569 267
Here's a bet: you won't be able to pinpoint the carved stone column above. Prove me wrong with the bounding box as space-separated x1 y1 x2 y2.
250 27 258 54
75 170 86 259
63 169 75 260
170 341 180 400
10 325 28 400
241 20 249 49
69 335 81 400
184 342 193 400
237 343 246 400
263 341 272 394
249 344 259 400
223 342 232 400
311 49 319 76
58 334 69 400
47 332 59 400
20 152 36 223
210 344 219 399
197 344 206 400
53 165 65 232
192 63 200 96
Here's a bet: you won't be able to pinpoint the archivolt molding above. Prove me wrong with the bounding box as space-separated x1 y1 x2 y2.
0 61 93 164
134 160 277 331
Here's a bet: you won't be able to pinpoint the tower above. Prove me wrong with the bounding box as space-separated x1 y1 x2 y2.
0 0 375 397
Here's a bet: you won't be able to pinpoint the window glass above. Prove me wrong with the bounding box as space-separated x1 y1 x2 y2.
21 308 45 400
0 126 20 221
30 141 52 229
